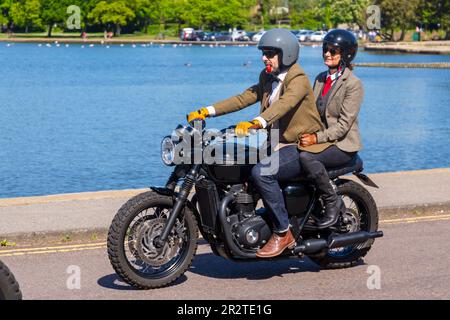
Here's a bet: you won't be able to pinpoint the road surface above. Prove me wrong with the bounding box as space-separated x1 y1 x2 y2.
1 214 449 300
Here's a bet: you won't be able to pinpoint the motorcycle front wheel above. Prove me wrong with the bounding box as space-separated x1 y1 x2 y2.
0 260 22 300
107 191 198 289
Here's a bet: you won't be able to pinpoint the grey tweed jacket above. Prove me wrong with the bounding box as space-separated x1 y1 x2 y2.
313 68 364 152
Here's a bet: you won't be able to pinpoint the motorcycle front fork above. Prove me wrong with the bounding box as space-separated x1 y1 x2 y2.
154 165 201 248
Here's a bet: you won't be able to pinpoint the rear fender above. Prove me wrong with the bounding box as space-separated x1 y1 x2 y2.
353 173 379 188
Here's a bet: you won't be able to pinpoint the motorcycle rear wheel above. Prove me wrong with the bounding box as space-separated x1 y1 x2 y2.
108 191 198 289
310 180 379 269
0 260 22 300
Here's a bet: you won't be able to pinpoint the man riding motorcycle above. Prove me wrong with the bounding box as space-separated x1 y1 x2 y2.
187 28 332 258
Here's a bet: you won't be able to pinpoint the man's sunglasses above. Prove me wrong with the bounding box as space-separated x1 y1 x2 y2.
322 45 341 56
262 50 278 58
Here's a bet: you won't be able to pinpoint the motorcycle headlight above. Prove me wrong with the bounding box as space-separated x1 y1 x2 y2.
161 136 175 166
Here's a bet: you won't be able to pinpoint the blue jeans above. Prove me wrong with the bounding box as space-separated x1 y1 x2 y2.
251 145 302 233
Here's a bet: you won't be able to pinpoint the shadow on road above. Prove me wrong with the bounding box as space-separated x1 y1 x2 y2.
97 250 324 291
188 252 322 280
97 273 188 290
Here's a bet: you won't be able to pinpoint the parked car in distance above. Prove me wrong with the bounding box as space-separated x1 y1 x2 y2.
180 27 194 41
206 32 233 41
297 30 315 42
252 30 266 42
180 28 205 41
310 30 327 42
246 31 257 41
232 30 250 41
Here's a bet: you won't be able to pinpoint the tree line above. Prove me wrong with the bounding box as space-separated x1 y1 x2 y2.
0 0 448 40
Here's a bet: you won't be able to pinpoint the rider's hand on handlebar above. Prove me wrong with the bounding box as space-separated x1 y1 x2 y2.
235 119 262 138
187 107 209 125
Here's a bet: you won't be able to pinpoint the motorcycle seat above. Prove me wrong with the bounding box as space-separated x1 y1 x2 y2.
327 154 363 179
287 154 363 183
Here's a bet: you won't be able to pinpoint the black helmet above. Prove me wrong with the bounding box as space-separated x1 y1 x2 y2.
258 28 300 68
323 29 358 67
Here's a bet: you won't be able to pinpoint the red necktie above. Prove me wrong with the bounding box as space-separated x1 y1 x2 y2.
322 75 332 97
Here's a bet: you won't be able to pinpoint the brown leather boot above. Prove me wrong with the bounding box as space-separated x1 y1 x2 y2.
256 229 296 258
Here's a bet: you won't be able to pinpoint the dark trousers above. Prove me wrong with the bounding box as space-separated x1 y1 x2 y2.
251 145 302 233
299 145 356 170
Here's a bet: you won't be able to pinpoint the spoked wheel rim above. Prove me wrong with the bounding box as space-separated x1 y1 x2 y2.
327 192 370 258
123 206 190 279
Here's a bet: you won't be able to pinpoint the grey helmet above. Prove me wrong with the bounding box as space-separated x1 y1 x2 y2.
258 28 300 68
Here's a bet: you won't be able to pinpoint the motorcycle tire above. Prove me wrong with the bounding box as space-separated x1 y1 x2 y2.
0 260 22 300
108 191 198 289
310 180 379 269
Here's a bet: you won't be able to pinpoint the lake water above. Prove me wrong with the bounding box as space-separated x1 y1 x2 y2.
0 43 449 198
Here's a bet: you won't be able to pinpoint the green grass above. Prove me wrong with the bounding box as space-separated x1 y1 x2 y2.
61 234 72 243
0 239 17 247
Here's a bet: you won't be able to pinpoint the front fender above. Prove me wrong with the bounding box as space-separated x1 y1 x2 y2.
149 186 174 197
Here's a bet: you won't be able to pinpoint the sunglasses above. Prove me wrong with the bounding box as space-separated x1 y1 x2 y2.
322 45 341 56
262 49 278 58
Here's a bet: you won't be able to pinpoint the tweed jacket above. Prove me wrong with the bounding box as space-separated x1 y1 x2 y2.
313 68 364 152
213 64 332 153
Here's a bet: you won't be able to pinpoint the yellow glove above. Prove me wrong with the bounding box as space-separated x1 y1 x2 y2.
235 119 262 138
187 107 209 124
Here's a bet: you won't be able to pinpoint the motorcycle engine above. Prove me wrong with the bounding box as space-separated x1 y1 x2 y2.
230 191 272 249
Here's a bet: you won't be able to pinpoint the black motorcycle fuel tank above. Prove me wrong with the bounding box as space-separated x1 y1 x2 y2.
204 142 259 183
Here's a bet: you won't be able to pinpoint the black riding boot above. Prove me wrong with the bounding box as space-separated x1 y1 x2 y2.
301 157 345 229
314 169 345 228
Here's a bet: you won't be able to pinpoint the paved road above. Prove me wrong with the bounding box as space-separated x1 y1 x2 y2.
1 216 450 300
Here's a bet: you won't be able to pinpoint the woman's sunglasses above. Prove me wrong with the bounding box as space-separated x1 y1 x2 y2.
322 45 341 56
262 49 278 58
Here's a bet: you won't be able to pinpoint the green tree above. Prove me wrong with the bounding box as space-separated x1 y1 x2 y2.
290 0 323 30
376 0 421 40
329 0 370 29
418 0 450 39
88 0 135 36
182 0 248 30
0 0 12 32
170 0 188 32
10 0 42 32
69 0 101 33
41 0 71 37
149 0 175 34
129 0 153 33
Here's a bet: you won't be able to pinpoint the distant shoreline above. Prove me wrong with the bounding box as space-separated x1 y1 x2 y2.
364 41 450 55
0 37 322 47
2 38 450 54
0 37 259 46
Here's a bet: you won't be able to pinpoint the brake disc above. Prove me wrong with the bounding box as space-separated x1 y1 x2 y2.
340 207 361 233
127 215 153 259
135 218 183 267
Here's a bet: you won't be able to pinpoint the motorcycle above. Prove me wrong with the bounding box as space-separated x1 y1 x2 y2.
107 122 383 289
0 260 22 300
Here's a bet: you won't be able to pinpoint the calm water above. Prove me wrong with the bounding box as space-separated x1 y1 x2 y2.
0 43 449 198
